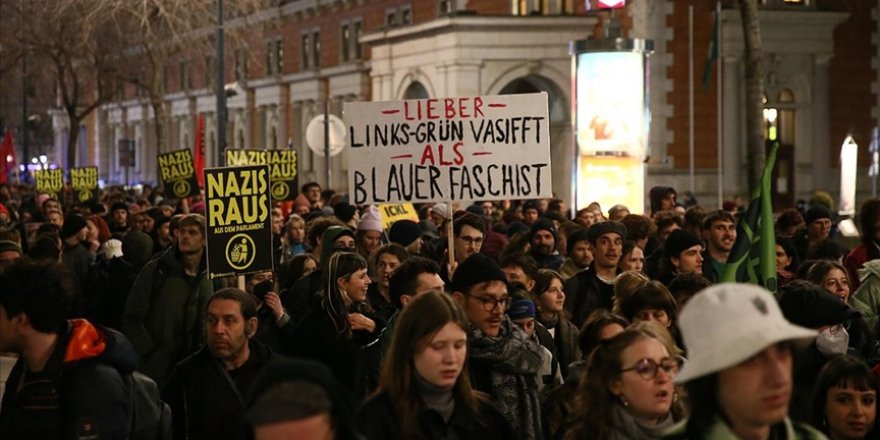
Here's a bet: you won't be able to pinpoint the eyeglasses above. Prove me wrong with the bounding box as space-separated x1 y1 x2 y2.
469 295 511 312
620 357 683 380
458 236 484 246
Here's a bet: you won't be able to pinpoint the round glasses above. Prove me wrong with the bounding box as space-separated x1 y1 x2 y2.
620 356 684 380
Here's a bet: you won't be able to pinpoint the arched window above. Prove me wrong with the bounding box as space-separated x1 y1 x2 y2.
403 81 429 100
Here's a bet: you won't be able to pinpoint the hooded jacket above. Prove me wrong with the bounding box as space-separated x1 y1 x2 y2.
851 259 880 340
0 319 138 440
122 244 213 388
281 225 353 324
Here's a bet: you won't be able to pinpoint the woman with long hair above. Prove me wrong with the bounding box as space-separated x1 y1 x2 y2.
357 291 514 439
532 269 581 378
291 251 379 391
563 329 685 440
810 354 878 440
807 260 853 303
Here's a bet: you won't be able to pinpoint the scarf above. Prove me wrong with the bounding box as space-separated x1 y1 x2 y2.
415 372 455 422
610 402 675 440
468 317 544 440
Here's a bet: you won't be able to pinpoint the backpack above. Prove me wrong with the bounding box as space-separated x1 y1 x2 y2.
126 370 173 440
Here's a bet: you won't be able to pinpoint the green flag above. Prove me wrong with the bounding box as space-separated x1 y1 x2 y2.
701 9 718 91
720 143 778 292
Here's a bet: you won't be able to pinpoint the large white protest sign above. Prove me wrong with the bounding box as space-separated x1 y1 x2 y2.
345 93 551 205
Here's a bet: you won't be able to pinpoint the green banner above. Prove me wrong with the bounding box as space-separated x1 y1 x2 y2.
720 143 778 292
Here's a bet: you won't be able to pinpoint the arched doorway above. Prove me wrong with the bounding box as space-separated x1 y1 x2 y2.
403 81 430 100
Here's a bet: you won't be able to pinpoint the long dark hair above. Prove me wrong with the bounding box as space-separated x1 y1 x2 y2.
810 354 879 437
378 291 484 438
322 252 367 339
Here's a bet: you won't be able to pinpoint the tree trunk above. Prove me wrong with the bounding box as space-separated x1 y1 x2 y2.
739 0 765 193
66 112 80 170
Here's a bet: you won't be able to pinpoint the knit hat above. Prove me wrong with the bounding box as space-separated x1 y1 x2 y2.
675 283 816 383
358 206 383 232
122 230 155 267
389 220 421 247
530 218 557 241
566 228 591 255
333 202 356 223
110 202 129 214
664 229 702 259
450 253 508 294
430 203 450 220
101 239 123 260
522 200 540 213
419 220 438 240
804 205 833 225
506 221 529 237
586 221 627 244
466 204 484 217
507 299 537 320
0 240 22 256
61 214 88 240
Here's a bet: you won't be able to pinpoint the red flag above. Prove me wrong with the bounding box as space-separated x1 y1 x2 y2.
194 114 205 187
0 131 15 185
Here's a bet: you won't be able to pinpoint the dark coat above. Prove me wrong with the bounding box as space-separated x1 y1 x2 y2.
563 263 617 328
0 320 136 440
121 245 213 388
162 340 278 440
290 307 364 393
86 256 141 331
253 305 298 356
357 391 515 440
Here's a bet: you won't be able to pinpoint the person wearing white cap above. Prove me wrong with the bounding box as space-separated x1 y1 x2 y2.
664 283 826 440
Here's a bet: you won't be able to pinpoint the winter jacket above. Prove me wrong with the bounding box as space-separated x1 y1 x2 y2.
851 259 880 340
563 263 618 328
357 391 515 440
663 416 826 440
122 244 213 388
162 340 279 440
290 307 365 393
530 250 565 271
86 256 141 331
537 313 582 379
845 242 880 290
0 319 137 440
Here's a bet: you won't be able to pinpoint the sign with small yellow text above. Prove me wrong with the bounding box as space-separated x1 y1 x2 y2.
158 149 199 199
225 148 299 201
70 166 98 203
204 165 273 279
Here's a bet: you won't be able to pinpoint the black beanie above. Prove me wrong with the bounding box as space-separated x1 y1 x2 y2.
530 218 557 241
804 205 833 225
389 220 421 247
110 202 129 213
664 229 702 259
122 230 155 267
61 214 88 239
333 202 356 223
450 253 508 294
779 282 858 329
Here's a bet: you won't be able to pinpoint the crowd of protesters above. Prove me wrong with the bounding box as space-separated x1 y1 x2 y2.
0 180 879 440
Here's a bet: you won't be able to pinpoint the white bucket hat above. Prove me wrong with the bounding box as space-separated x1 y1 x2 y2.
675 283 816 384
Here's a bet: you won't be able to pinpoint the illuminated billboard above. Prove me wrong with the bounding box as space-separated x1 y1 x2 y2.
571 39 651 214
574 51 647 158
